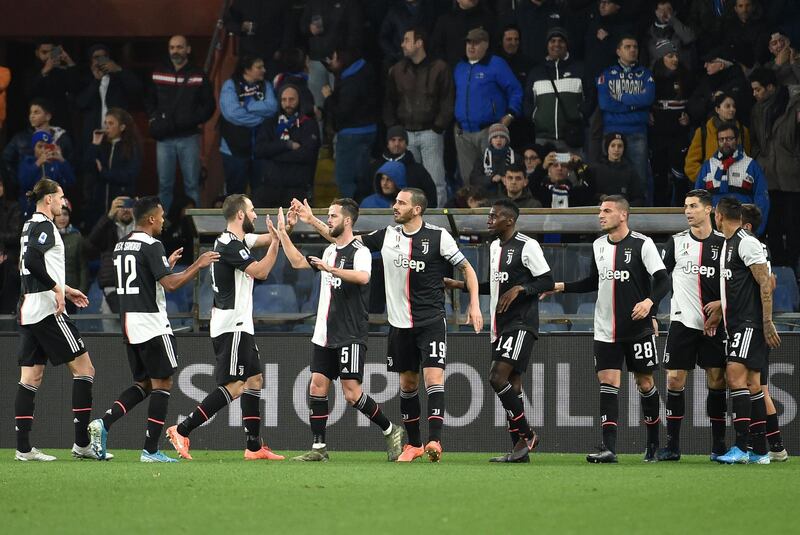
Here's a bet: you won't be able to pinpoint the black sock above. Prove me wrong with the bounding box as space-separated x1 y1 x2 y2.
309 395 328 445
600 383 619 453
178 386 232 437
353 392 391 432
731 388 751 451
72 375 94 447
15 383 37 453
749 391 768 456
707 388 727 454
242 388 262 452
144 389 170 454
495 382 531 439
507 392 524 446
426 384 445 443
766 413 784 451
640 386 661 447
103 384 148 430
400 389 422 447
666 388 685 450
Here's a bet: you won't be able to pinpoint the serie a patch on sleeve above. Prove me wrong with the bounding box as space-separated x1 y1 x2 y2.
239 249 249 260
38 232 48 244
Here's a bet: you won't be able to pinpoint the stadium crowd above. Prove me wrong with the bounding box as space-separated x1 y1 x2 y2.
1 0 799 316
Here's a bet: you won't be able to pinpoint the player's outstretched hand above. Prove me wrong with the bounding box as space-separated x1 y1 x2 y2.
290 198 313 223
286 205 298 228
631 299 653 321
307 256 330 272
168 247 183 268
267 216 280 238
764 320 781 349
197 251 220 268
442 277 464 290
497 285 524 314
65 286 89 308
539 281 564 300
466 301 483 333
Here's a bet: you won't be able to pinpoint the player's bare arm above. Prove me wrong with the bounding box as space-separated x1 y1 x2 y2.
309 257 370 285
160 250 220 292
244 216 281 280
272 210 311 270
459 260 483 333
750 262 781 349
291 198 338 243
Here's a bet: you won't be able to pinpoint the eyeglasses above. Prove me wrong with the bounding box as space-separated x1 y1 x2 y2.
718 136 736 142
524 155 540 161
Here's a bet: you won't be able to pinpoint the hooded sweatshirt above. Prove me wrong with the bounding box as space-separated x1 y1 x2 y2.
361 160 407 208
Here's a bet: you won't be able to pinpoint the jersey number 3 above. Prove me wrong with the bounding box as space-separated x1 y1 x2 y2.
114 255 140 295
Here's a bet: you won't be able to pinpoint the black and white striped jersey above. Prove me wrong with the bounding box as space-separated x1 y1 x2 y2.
113 231 173 344
210 231 256 338
18 212 65 325
361 222 465 328
312 240 371 348
489 232 551 342
661 229 724 331
721 228 768 333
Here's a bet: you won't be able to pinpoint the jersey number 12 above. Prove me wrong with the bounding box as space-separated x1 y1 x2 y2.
114 255 140 295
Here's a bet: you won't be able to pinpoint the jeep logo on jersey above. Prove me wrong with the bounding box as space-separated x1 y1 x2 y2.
721 268 733 280
624 249 632 264
324 272 342 289
682 263 716 277
600 269 631 281
506 249 514 265
492 271 509 283
421 239 429 255
393 255 426 272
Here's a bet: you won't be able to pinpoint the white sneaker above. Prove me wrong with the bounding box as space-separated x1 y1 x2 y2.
769 449 789 462
15 448 57 461
72 443 114 460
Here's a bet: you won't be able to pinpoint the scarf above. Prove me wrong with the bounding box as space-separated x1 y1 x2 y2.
482 147 516 176
711 148 744 193
235 75 266 105
275 112 309 140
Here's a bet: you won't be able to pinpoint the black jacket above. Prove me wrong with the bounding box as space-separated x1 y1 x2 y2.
687 65 752 127
224 0 295 61
364 150 438 208
23 64 81 128
85 215 129 289
431 3 496 66
300 0 363 61
0 197 22 258
90 142 141 209
145 62 216 140
588 158 644 206
325 59 378 132
504 0 565 64
379 0 437 66
254 113 321 190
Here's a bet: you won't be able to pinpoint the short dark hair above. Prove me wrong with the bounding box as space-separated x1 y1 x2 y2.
400 187 428 214
749 67 778 89
504 162 526 175
685 189 712 207
26 178 60 203
740 203 762 231
602 194 630 212
29 97 54 116
501 24 521 38
717 121 739 140
234 55 263 78
405 27 428 48
616 34 638 49
134 196 162 223
493 198 520 221
222 194 250 221
715 196 742 221
713 92 735 109
331 198 359 224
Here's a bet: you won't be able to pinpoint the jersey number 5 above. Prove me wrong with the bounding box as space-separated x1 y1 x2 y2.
114 255 140 295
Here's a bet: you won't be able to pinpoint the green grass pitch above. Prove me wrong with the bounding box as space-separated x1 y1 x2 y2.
1 449 795 534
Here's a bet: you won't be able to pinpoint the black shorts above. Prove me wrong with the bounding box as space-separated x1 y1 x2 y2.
18 314 87 367
492 330 535 374
212 331 261 385
664 321 726 370
725 325 768 371
387 319 447 373
761 352 769 386
126 334 178 382
594 334 659 374
312 343 366 382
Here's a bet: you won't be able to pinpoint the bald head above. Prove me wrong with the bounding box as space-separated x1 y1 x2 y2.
168 35 190 67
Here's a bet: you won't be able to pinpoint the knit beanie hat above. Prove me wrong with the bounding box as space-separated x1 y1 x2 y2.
654 39 677 61
386 125 409 144
603 132 626 154
487 123 510 143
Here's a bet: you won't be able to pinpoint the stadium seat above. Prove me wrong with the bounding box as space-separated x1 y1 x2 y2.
571 302 595 332
84 281 104 314
253 284 299 314
658 292 671 315
300 273 321 313
773 266 799 311
774 286 794 313
539 302 569 332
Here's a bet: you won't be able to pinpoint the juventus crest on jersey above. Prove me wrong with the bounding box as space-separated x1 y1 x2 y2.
113 231 174 344
312 240 371 348
720 228 768 332
488 232 550 342
590 231 665 343
361 222 465 329
661 229 724 331
18 212 65 325
210 231 256 338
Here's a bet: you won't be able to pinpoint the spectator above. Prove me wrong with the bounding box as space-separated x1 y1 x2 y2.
748 67 800 270
688 0 726 58
597 35 655 204
524 27 586 151
75 44 142 166
694 121 769 235
365 126 438 207
650 41 693 206
2 98 74 187
642 1 696 70
361 160 407 208
379 0 436 69
454 28 522 183
18 131 76 218
323 48 378 199
764 32 800 86
534 153 591 208
0 64 9 139
224 0 295 75
0 174 22 315
85 195 135 330
254 84 321 207
300 0 363 113
587 132 644 206
446 185 490 208
496 161 542 208
219 55 278 196
87 108 141 226
431 0 497 67
469 123 519 192
145 35 215 212
687 46 752 128
583 0 634 84
723 0 770 69
54 200 87 315
684 92 751 182
162 195 196 264
22 40 80 128
273 48 316 116
503 0 565 67
384 27 453 206
497 24 533 86
522 143 549 189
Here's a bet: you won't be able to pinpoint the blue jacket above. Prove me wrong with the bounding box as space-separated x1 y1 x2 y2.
219 78 278 157
18 156 76 217
695 149 770 235
597 61 655 134
454 54 522 133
